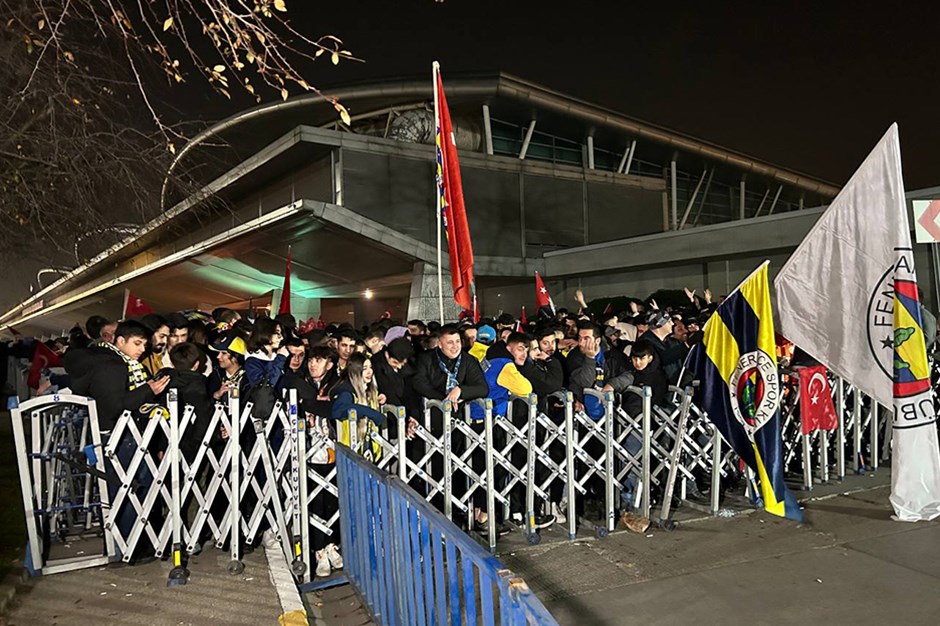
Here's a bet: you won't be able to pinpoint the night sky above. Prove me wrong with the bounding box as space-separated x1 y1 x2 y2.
273 1 939 189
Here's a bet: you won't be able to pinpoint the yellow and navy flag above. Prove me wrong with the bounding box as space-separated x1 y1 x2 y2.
689 262 803 521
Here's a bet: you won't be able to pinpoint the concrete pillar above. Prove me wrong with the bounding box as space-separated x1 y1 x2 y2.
407 261 463 322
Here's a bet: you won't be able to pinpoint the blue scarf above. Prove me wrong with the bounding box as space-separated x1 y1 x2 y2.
436 350 462 393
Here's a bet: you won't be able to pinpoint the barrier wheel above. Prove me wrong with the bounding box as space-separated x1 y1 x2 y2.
167 566 189 587
228 560 245 575
291 558 306 577
596 527 609 539
527 533 541 546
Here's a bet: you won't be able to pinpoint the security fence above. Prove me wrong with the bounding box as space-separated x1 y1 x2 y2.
11 371 892 586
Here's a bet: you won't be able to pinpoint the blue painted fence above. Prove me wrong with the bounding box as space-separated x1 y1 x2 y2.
336 444 559 626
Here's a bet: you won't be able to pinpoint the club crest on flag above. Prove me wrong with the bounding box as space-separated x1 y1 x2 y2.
728 350 779 438
865 249 931 400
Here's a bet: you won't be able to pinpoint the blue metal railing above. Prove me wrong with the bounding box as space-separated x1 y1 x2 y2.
336 444 559 626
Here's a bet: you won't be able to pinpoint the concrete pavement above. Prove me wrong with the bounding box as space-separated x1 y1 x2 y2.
501 480 940 625
1 545 285 626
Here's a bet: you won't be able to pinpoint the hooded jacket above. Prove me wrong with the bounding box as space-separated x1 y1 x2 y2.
156 367 215 460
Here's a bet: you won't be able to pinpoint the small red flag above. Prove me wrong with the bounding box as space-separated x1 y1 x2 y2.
520 305 528 327
278 247 292 315
535 272 555 315
799 365 838 434
435 65 475 310
123 289 153 319
27 342 63 389
603 302 614 315
473 294 479 324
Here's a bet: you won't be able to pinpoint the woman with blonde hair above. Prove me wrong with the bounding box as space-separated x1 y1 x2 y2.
329 352 386 456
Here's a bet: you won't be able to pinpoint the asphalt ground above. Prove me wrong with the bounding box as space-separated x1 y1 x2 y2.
501 473 940 625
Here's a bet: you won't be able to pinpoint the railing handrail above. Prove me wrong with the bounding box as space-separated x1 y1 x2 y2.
336 443 560 626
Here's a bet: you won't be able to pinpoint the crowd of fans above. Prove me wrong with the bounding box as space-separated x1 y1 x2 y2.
3 287 722 576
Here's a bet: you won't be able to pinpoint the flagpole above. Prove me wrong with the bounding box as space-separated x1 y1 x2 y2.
433 61 445 324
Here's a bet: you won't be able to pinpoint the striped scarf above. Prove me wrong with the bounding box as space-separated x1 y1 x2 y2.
101 341 149 390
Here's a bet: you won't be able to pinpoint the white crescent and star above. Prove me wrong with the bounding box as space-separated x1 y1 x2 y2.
807 371 827 406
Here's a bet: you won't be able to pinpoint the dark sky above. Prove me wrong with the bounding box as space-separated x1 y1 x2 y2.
274 1 939 189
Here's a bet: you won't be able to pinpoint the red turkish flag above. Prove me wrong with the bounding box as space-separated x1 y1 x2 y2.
799 365 838 434
27 342 63 389
278 247 292 315
535 272 555 314
123 289 153 319
435 67 475 310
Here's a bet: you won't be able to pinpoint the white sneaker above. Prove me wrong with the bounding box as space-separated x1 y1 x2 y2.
511 512 523 524
552 502 567 526
315 549 331 577
325 543 343 570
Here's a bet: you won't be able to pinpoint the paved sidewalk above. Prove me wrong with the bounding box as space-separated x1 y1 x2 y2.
2 545 284 626
502 475 940 625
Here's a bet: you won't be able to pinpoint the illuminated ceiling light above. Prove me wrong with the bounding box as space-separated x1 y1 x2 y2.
364 289 374 299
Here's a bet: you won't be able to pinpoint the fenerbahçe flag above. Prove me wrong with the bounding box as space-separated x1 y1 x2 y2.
775 125 940 521
689 262 803 521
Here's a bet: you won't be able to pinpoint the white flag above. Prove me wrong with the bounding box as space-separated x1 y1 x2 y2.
775 124 940 521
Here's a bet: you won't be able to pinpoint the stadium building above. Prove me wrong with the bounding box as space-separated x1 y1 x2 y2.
1 72 933 334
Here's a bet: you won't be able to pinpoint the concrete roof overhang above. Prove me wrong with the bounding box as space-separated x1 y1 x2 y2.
1 200 430 336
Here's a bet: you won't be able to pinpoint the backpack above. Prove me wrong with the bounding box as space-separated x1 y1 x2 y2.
249 378 276 420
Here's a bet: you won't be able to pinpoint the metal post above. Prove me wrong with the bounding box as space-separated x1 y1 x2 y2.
710 428 721 515
802 433 813 491
523 394 539 541
641 387 652 520
432 62 445 325
679 169 708 230
228 391 243 574
564 392 577 540
287 389 306 580
767 185 783 216
853 388 862 473
297 401 310 584
753 188 771 218
395 407 408 480
481 104 494 156
604 392 615 533
871 403 880 471
442 401 453 521
836 376 845 480
484 403 497 552
670 157 678 230
10 403 44 571
739 178 746 220
518 120 536 160
167 389 189 586
586 136 595 170
616 143 630 174
820 429 830 483
691 169 715 227
624 140 637 175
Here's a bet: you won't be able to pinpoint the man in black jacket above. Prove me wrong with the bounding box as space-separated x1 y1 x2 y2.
411 325 492 530
69 320 170 559
412 325 488 407
373 337 420 421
